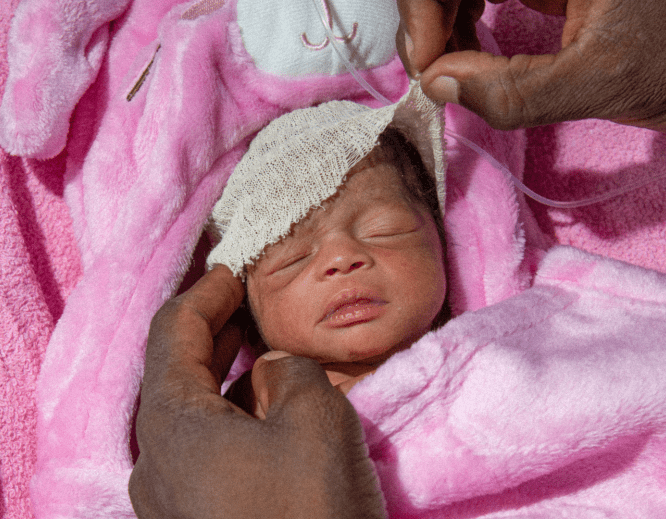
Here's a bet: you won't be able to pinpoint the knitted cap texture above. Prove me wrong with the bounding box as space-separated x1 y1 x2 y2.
206 83 446 276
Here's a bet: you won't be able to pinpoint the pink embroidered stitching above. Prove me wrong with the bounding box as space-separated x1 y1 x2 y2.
301 0 358 51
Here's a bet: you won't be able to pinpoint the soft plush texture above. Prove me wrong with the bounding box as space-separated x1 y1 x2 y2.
483 2 666 273
0 1 83 518
350 245 666 518
1 0 666 518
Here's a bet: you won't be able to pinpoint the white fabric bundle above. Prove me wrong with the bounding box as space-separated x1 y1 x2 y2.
206 83 446 276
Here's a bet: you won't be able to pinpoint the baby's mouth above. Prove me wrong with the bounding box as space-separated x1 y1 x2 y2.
321 292 387 327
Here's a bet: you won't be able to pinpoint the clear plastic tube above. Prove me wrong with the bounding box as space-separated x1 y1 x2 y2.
310 0 394 106
312 0 666 208
440 129 666 209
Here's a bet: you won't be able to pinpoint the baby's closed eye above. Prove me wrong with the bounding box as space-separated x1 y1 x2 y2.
357 211 423 240
265 249 312 275
277 252 311 271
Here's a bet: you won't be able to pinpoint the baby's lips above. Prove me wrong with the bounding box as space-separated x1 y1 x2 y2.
320 288 387 322
322 299 387 328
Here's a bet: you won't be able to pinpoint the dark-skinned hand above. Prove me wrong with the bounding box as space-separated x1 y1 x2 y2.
396 0 666 131
129 265 386 519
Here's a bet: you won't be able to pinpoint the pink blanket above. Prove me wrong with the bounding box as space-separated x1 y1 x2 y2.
484 3 666 272
351 244 666 518
0 1 82 517
1 1 665 518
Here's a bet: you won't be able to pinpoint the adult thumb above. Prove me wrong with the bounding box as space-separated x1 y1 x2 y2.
419 38 620 131
251 352 348 421
251 352 387 519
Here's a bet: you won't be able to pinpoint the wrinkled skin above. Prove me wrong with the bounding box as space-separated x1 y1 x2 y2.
396 0 666 131
129 266 386 519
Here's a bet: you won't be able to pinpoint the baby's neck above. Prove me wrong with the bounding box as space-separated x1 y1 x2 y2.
321 362 377 395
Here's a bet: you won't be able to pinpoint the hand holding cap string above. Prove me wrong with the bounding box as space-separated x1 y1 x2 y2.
396 0 666 132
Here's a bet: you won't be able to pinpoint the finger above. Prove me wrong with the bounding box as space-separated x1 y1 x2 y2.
395 0 456 77
420 50 554 128
177 264 245 334
252 352 353 421
142 266 245 401
421 0 666 130
147 265 244 377
419 39 630 130
252 352 304 419
128 457 162 519
251 353 387 518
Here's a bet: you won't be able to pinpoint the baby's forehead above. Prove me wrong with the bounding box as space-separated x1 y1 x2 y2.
256 161 419 256
338 151 412 197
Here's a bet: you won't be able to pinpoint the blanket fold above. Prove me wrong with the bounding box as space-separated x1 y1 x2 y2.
350 245 666 518
0 0 132 159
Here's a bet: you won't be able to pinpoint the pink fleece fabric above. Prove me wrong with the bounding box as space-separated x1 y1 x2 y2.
1 0 666 518
0 1 83 518
483 2 666 273
349 245 666 518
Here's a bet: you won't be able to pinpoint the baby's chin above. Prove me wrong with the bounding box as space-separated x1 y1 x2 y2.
316 340 410 369
263 341 410 395
279 329 423 368
316 330 419 392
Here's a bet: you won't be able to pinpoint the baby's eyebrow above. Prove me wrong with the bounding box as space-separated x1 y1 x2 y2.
357 193 418 213
259 232 308 264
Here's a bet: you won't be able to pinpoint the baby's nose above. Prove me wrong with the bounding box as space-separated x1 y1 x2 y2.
325 260 365 276
320 236 373 277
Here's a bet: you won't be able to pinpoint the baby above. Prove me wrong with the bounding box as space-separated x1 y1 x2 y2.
207 85 448 402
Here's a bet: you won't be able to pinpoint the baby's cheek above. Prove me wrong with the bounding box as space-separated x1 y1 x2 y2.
401 255 447 326
255 300 306 354
246 281 278 348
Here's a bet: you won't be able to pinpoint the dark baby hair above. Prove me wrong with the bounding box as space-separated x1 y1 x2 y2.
371 127 450 329
373 128 446 247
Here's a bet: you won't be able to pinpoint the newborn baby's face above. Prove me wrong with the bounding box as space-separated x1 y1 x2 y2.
246 161 446 367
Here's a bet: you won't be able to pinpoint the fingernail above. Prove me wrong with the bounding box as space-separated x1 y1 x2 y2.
404 31 414 63
428 76 460 105
260 350 292 362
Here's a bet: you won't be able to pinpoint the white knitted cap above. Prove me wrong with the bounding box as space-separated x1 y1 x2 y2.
206 83 446 276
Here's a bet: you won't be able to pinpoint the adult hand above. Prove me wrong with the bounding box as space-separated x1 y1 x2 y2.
396 0 666 131
129 266 386 519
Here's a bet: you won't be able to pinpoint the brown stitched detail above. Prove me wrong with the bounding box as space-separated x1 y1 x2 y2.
181 0 225 20
126 44 161 102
